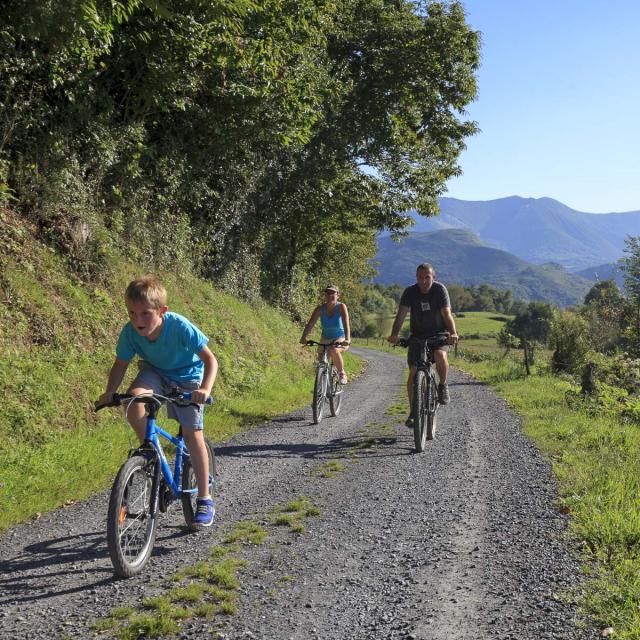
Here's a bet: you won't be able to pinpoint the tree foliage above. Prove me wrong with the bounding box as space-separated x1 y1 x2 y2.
1 0 480 317
620 236 640 355
505 301 555 373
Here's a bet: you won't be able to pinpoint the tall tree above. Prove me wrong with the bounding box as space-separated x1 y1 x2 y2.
619 235 640 355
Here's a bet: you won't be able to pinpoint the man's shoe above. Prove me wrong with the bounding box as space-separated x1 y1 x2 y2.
193 497 215 528
338 371 348 385
405 415 414 428
438 383 450 405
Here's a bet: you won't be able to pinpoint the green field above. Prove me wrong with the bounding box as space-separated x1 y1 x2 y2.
454 311 511 337
359 310 510 342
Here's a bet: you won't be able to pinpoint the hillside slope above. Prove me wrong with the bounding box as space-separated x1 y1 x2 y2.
374 228 593 306
0 207 316 530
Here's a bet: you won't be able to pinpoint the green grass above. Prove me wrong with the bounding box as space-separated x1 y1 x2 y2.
315 460 344 478
454 311 511 337
93 493 323 637
356 310 510 342
271 495 320 532
223 520 268 545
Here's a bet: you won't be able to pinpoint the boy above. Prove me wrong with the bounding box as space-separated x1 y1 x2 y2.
99 276 218 528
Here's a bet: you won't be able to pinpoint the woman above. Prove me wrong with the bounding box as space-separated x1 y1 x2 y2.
300 284 351 384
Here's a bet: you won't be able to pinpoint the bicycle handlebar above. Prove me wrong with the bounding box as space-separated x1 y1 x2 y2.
95 391 214 412
303 340 350 347
394 335 451 349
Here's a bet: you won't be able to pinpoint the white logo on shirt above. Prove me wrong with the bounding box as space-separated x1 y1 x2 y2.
421 301 431 311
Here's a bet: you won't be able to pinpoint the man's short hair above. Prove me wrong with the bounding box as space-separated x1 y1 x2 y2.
125 276 167 308
416 263 435 274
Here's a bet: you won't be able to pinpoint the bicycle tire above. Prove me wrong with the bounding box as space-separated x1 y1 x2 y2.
312 366 327 424
427 371 438 441
329 367 343 417
107 455 158 578
182 437 217 530
413 370 427 452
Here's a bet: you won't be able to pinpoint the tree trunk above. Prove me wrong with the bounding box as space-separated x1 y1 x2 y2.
523 340 531 376
581 362 597 395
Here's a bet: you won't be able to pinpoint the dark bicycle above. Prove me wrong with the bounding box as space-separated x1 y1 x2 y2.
397 334 449 452
304 340 346 424
95 390 216 578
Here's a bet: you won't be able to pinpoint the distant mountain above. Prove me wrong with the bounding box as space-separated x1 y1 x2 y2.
374 228 594 307
403 196 640 271
575 262 625 289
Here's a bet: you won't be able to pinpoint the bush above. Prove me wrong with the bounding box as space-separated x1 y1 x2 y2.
550 310 590 374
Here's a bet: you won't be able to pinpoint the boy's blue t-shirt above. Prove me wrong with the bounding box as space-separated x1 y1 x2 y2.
116 312 208 383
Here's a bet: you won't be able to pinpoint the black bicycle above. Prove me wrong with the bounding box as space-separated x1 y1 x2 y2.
304 340 346 424
397 335 449 452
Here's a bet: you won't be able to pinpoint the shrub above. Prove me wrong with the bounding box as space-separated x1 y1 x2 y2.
550 310 590 374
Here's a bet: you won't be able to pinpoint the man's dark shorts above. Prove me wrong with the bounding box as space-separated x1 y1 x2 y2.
406 337 449 367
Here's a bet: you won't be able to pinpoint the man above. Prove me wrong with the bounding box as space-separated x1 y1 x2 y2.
387 263 458 426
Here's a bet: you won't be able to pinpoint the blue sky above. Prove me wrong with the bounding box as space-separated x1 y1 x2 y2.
445 1 640 213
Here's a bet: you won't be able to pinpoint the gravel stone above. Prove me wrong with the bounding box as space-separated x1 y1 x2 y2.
0 348 597 639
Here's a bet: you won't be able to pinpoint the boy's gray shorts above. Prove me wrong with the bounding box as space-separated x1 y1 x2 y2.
130 362 204 430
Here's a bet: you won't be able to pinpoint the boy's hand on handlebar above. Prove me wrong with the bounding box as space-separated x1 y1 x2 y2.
448 333 459 345
387 335 398 345
97 391 115 407
190 388 211 405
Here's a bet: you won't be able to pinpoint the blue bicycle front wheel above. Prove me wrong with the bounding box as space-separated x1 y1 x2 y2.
107 455 158 578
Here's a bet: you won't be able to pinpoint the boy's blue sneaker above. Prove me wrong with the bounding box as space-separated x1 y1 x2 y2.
193 497 215 528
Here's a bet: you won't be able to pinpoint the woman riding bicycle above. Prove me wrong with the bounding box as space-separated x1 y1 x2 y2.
300 284 351 384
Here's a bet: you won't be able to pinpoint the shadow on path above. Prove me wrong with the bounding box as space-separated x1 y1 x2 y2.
0 525 191 604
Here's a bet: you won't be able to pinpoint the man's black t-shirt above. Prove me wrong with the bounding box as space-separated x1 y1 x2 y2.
399 282 450 338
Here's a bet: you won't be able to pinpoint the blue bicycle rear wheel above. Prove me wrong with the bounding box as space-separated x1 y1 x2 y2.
182 437 217 531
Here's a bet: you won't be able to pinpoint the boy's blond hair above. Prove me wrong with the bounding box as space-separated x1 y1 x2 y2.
125 276 167 309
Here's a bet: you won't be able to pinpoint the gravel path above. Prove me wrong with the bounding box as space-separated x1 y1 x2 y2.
0 348 597 639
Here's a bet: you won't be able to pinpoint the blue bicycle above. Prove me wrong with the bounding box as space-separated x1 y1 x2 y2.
96 391 216 578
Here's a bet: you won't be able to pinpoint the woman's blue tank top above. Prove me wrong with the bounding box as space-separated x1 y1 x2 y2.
321 303 345 340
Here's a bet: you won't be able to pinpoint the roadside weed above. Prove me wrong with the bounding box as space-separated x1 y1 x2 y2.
93 495 322 636
223 520 267 545
316 460 344 477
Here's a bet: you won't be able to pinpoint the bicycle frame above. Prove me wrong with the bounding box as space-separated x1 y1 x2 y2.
121 392 211 515
316 348 333 391
142 415 192 500
312 343 342 399
396 334 448 450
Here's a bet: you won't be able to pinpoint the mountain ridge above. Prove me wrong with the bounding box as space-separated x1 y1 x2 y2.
402 195 640 271
374 227 594 307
